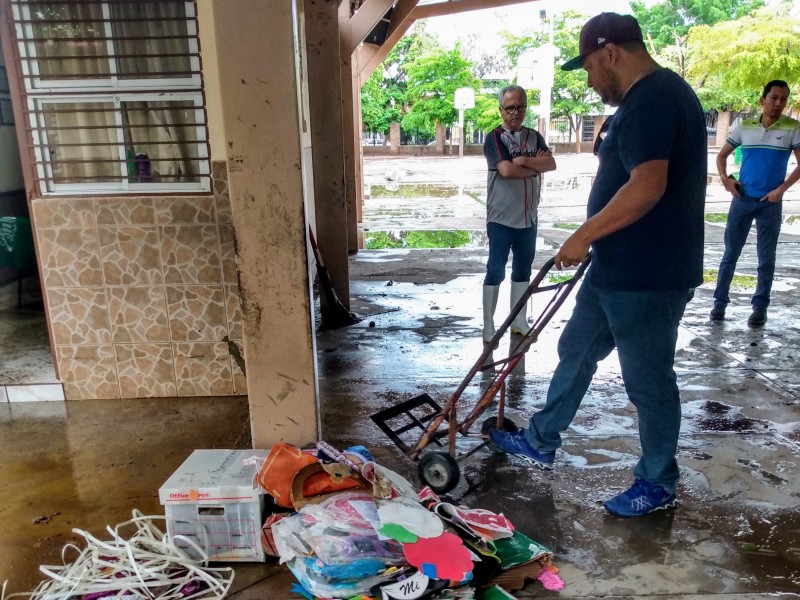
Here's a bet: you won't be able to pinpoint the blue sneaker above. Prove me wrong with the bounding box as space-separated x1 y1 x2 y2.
488 429 555 470
604 479 678 517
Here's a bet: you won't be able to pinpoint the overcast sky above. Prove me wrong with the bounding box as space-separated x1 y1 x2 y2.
424 0 635 53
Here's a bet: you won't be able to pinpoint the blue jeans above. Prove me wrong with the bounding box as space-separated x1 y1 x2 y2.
713 194 782 309
484 221 537 285
524 282 693 493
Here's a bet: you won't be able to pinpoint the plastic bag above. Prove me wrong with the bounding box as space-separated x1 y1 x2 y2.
286 556 397 599
271 492 405 566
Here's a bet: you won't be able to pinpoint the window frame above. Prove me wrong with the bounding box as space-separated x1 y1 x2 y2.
11 0 209 195
30 93 209 194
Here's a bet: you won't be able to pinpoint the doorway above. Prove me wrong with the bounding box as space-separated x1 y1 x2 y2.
0 52 59 402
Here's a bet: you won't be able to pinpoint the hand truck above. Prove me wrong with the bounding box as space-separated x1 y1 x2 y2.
371 255 591 494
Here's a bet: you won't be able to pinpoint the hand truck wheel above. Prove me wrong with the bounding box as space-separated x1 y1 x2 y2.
417 451 460 494
481 416 519 453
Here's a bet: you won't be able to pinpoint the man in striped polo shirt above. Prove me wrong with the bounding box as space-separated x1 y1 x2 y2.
711 80 800 326
481 85 556 342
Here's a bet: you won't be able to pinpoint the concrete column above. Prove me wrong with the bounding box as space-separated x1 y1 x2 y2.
338 2 360 254
211 0 319 447
390 122 400 156
715 110 731 149
435 123 445 154
353 79 365 249
305 0 350 309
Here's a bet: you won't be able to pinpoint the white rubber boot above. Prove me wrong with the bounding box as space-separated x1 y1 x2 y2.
482 285 500 343
510 280 530 335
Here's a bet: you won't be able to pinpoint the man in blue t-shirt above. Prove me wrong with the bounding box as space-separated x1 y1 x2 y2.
710 80 800 327
490 12 707 518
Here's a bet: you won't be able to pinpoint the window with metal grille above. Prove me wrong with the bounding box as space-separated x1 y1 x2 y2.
11 0 210 194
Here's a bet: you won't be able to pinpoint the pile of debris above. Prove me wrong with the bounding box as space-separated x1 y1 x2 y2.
3 443 563 600
256 441 564 599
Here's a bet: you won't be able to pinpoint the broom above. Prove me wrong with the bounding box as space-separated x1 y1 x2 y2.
308 227 360 329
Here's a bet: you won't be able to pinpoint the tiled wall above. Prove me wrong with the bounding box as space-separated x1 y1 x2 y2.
31 161 247 400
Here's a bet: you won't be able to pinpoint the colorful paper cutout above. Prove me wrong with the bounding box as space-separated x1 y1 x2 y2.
402 532 474 582
379 523 419 543
378 499 444 539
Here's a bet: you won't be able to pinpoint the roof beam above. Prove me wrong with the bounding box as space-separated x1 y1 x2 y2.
412 0 536 20
344 0 395 54
356 0 418 84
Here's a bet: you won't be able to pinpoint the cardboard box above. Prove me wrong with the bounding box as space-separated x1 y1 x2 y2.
159 449 270 562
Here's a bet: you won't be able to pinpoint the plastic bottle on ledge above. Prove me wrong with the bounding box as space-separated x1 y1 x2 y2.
135 153 152 183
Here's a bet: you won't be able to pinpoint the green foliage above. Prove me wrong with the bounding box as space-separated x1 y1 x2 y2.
467 93 503 134
402 45 480 136
548 272 576 284
362 71 402 133
632 0 766 53
702 268 756 288
364 230 472 249
360 23 442 134
365 232 403 249
704 213 728 223
404 230 471 248
687 5 800 107
552 222 580 230
370 184 458 198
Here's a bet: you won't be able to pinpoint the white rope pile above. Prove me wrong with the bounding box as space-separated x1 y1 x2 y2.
2 511 233 600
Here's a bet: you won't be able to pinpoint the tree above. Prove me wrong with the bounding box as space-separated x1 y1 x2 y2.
631 0 765 77
501 11 604 144
402 44 479 137
360 23 441 135
687 4 800 110
466 93 504 135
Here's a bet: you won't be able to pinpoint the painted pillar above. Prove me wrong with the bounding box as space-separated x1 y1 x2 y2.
304 0 350 309
435 123 445 154
390 122 400 156
211 0 319 447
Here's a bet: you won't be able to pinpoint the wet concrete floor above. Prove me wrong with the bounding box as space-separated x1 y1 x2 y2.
2 155 799 599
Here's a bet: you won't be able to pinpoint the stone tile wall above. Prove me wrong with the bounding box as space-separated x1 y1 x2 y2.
31 161 247 399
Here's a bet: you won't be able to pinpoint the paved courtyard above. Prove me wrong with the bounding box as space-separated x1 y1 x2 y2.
1 152 798 600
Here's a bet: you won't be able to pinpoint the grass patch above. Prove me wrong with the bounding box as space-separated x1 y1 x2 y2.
552 223 580 231
704 213 728 223
787 215 800 225
463 187 486 204
703 268 756 289
370 184 459 198
365 230 472 249
548 273 575 284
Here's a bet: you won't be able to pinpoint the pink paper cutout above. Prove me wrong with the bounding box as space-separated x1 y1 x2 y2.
402 531 473 581
537 568 565 591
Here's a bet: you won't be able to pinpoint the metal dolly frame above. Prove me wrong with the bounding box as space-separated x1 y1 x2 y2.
371 255 591 493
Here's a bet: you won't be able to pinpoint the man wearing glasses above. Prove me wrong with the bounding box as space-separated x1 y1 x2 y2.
481 85 556 343
490 13 707 518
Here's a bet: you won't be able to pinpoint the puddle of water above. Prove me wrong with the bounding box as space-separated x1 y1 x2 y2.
693 400 762 432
